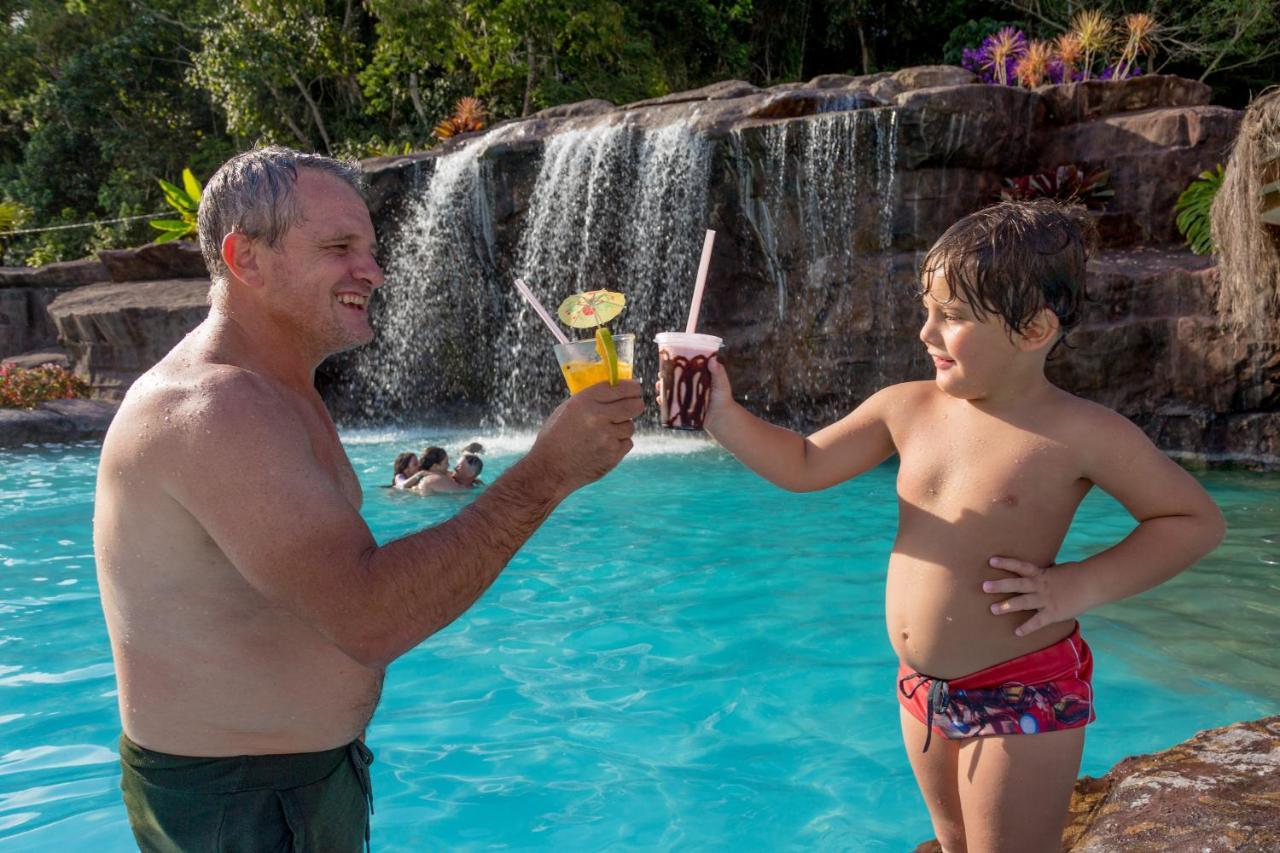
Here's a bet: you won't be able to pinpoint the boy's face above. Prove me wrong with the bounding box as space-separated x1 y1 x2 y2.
918 266 1024 401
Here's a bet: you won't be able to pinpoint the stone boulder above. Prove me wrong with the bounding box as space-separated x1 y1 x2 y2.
626 80 760 109
912 716 1280 851
891 64 976 91
1034 105 1242 245
1037 74 1213 125
0 257 108 290
97 239 209 282
47 278 210 401
893 84 1044 172
0 398 118 447
529 99 615 119
0 258 107 358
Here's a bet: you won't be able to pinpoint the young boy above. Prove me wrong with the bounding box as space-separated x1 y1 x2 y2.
703 201 1225 851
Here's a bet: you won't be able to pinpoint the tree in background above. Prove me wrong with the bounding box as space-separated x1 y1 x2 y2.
1 0 233 266
1 0 1274 266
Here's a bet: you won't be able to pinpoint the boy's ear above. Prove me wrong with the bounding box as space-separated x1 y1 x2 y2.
1018 307 1061 352
221 232 265 289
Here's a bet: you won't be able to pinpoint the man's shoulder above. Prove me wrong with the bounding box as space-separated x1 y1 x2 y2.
109 360 294 456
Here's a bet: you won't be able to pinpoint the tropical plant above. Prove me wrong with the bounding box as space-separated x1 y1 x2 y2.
1176 164 1225 255
1069 9 1114 81
433 97 487 141
1000 165 1114 209
1014 40 1054 88
0 363 91 410
150 168 202 244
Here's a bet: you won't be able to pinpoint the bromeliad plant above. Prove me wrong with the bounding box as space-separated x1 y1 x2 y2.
150 167 203 243
1000 165 1114 209
0 363 90 409
1175 164 1225 255
433 97 486 141
961 9 1157 88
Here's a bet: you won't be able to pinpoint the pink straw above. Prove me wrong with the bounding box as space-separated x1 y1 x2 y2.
514 278 570 345
685 229 716 334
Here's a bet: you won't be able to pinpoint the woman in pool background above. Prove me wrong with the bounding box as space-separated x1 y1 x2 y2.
390 452 420 488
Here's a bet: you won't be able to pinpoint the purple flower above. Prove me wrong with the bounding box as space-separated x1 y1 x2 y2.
1099 64 1143 81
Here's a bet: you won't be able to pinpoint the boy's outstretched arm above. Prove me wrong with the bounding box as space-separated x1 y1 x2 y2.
703 357 898 492
986 406 1226 636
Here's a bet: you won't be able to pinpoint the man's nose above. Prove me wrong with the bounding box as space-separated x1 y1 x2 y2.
357 250 385 289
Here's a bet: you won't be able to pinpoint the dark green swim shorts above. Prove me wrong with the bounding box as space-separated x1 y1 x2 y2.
119 733 374 852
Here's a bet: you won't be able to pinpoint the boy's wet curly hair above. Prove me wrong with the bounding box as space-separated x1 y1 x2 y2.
920 200 1095 348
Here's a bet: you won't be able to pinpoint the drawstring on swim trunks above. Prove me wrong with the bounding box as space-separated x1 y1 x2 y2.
347 740 375 852
899 672 950 753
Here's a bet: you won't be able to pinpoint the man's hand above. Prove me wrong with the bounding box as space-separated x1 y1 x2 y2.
528 379 644 493
983 557 1090 637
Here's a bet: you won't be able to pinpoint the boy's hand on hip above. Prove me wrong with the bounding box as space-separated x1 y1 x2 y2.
983 557 1088 637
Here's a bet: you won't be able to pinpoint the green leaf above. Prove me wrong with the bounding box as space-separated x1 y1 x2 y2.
149 219 191 231
153 228 186 243
181 168 202 203
1175 164 1224 256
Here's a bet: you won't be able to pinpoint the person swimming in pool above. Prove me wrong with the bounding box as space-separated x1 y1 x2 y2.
697 200 1225 852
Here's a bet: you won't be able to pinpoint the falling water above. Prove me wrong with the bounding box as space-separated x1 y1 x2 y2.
351 120 713 426
351 135 501 419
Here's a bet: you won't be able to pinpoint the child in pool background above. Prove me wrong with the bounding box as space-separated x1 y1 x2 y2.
701 200 1225 851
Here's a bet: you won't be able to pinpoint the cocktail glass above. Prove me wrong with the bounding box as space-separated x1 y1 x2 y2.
553 334 635 395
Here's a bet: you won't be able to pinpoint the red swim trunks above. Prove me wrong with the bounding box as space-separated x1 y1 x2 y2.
897 623 1095 752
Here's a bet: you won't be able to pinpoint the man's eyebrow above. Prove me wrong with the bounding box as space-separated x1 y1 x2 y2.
317 232 379 253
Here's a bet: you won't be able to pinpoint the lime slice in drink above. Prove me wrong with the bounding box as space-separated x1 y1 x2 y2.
594 327 619 385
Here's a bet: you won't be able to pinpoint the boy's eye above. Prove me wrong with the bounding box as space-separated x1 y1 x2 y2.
944 314 961 321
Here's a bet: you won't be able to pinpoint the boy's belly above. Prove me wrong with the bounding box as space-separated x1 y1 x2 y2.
885 552 1076 680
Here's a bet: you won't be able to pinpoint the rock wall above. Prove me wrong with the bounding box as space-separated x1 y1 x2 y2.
348 70 1273 468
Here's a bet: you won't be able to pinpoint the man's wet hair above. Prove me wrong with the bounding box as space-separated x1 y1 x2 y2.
461 442 484 455
420 447 447 471
919 200 1094 347
198 145 366 287
459 453 483 476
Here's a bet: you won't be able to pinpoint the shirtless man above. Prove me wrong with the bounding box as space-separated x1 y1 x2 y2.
93 146 644 851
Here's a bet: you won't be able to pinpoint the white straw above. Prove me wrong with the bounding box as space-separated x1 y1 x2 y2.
514 278 570 345
685 229 716 334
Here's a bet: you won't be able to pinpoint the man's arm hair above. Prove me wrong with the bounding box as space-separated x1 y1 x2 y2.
163 372 572 669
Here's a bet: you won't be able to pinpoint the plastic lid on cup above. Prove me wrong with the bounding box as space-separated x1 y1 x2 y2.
654 332 723 349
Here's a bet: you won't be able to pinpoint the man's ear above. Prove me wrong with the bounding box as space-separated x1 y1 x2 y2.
1018 307 1061 352
221 232 264 289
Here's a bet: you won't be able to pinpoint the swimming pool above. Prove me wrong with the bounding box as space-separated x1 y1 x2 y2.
2 430 1278 850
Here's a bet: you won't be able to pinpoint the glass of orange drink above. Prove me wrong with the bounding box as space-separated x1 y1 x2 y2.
553 334 635 395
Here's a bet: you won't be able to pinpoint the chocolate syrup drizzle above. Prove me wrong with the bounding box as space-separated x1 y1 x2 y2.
659 351 712 429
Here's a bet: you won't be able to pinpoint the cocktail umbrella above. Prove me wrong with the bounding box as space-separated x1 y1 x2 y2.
556 289 627 384
556 289 626 328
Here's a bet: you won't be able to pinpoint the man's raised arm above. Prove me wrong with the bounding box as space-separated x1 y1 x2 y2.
165 372 645 669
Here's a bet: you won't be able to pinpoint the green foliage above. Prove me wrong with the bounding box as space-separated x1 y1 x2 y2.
0 0 1273 267
1176 164 1225 255
151 168 202 243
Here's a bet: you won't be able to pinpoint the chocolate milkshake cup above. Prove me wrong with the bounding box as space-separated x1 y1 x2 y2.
655 332 722 430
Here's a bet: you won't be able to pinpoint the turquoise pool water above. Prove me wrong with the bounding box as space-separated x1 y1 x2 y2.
1 430 1278 850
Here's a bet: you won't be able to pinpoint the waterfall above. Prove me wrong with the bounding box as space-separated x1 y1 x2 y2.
493 122 714 427
351 120 713 427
